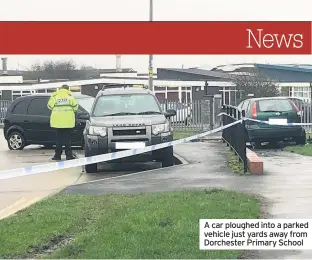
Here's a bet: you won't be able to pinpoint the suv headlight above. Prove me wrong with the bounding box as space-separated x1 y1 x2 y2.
152 122 170 135
88 126 107 137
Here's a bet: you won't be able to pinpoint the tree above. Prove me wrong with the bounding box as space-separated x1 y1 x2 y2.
27 59 90 80
230 70 280 103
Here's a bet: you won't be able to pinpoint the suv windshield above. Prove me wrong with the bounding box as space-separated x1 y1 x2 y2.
92 94 161 117
77 97 94 113
258 99 293 112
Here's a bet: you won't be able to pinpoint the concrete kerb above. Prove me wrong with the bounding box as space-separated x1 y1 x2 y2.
68 153 190 186
173 153 189 165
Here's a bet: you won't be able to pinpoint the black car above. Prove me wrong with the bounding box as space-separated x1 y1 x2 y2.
3 93 95 150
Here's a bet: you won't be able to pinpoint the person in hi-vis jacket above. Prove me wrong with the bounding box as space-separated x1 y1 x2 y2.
47 84 78 160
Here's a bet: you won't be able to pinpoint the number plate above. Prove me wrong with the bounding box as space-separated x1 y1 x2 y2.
268 118 287 125
115 142 146 149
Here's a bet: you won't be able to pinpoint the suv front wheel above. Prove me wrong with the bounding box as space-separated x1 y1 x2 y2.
85 163 97 173
84 149 98 173
160 146 174 167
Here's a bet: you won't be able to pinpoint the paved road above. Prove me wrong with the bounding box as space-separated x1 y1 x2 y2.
0 134 160 219
65 140 312 259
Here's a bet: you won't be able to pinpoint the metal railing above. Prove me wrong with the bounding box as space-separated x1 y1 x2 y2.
159 100 205 131
221 105 247 173
297 101 312 134
0 100 12 124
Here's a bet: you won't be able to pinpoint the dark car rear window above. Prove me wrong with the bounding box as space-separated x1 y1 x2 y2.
258 99 293 112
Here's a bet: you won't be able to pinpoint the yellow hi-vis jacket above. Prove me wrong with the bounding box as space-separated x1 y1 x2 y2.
47 88 78 128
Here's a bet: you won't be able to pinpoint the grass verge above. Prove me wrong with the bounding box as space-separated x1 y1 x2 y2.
283 144 312 156
173 131 198 140
227 152 249 175
0 190 260 259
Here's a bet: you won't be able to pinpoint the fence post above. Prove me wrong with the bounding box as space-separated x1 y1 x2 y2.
200 95 213 130
242 118 248 173
214 94 222 128
209 95 214 130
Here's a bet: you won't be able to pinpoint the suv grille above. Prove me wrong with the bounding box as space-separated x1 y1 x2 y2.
111 138 148 142
113 129 146 136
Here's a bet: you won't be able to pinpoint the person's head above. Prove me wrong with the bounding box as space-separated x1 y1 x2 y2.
61 84 69 90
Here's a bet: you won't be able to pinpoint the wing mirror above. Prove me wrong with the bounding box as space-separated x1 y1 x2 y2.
77 112 90 120
164 109 177 118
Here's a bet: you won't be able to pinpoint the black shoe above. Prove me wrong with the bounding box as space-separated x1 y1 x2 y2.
66 154 77 160
52 156 61 161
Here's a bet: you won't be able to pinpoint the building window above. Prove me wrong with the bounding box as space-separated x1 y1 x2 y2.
292 86 311 99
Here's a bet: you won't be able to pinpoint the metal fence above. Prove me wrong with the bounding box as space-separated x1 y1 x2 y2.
0 100 11 124
159 98 223 132
221 105 248 173
159 100 203 132
297 101 312 134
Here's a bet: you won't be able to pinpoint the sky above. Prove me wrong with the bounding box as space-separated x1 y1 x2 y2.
1 0 312 72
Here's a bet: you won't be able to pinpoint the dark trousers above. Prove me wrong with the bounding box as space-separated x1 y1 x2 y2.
55 128 73 158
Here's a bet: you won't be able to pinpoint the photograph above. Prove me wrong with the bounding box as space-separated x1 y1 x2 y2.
0 0 312 259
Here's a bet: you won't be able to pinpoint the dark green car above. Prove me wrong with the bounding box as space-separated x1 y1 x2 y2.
237 97 306 148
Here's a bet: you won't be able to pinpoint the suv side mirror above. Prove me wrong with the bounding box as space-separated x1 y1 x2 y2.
164 109 176 118
77 112 90 120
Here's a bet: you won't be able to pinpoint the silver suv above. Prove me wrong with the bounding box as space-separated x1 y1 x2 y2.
80 85 177 173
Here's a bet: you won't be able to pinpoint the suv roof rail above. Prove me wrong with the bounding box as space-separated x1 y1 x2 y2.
101 84 149 91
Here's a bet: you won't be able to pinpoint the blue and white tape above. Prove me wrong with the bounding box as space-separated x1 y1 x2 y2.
0 119 242 180
244 118 312 126
218 112 312 126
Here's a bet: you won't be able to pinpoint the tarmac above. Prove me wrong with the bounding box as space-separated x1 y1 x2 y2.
0 133 157 220
64 140 312 259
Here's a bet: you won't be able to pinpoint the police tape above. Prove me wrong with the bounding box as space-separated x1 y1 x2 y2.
244 118 312 126
0 119 242 180
218 112 312 126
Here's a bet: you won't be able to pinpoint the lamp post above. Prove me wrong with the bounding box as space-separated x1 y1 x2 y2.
148 0 154 91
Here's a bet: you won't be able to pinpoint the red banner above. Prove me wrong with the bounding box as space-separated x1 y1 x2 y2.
0 21 311 54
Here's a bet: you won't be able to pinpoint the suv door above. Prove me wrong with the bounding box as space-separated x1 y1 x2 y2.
24 97 54 143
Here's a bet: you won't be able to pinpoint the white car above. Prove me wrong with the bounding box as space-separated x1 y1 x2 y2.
161 102 192 125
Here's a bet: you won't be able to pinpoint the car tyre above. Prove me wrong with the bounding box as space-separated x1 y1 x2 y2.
295 135 306 146
85 149 98 173
8 131 26 150
161 146 174 167
85 163 97 173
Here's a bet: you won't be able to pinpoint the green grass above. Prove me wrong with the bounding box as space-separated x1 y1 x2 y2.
173 131 198 140
283 133 312 156
284 144 312 156
227 152 249 175
0 190 260 259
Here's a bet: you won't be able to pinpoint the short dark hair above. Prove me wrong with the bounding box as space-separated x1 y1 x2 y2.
61 84 69 90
